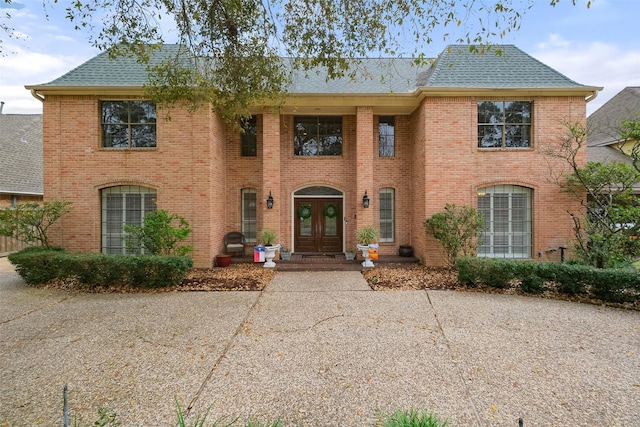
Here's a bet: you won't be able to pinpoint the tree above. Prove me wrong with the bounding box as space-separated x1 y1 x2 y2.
423 204 485 268
124 209 193 256
547 121 640 268
0 201 72 248
2 0 590 121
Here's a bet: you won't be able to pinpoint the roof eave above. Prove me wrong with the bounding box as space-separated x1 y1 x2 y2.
416 86 603 100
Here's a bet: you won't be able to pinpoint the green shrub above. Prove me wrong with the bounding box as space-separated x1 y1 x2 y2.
380 408 448 427
457 257 516 288
423 204 484 268
587 268 640 303
8 248 192 288
456 256 640 304
0 200 72 248
124 210 193 256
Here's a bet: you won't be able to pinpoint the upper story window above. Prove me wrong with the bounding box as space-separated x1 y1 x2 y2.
101 101 157 148
294 116 342 156
241 116 257 156
478 101 531 148
379 116 395 157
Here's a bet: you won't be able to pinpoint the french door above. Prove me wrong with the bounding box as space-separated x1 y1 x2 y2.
294 198 342 252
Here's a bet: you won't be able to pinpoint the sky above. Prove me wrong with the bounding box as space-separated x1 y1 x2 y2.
1 0 639 116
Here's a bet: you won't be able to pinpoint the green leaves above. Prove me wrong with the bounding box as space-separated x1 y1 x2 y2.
50 0 549 122
124 209 193 256
0 200 72 248
423 204 485 268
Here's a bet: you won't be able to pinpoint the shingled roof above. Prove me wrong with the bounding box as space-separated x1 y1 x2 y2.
28 44 597 95
587 87 640 166
0 114 43 196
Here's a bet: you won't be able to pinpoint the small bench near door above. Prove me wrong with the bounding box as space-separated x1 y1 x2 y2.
224 232 246 256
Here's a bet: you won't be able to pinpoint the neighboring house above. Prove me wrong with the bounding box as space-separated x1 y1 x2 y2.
587 86 640 177
25 45 600 267
0 112 43 207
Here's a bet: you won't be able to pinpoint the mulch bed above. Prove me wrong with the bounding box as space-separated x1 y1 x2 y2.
33 264 639 310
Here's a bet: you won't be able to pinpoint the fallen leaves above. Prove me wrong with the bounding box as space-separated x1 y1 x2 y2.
362 265 459 290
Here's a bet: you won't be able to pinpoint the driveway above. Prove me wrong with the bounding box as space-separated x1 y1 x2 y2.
0 260 638 426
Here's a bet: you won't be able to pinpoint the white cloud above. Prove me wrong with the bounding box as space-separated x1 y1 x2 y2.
531 37 640 115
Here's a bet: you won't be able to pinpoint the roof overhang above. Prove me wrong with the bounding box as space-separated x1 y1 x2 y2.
26 85 603 116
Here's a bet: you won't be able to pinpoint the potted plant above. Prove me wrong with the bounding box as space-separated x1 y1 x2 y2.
260 229 277 246
355 225 378 267
280 247 292 261
345 248 356 260
259 229 280 268
215 253 232 267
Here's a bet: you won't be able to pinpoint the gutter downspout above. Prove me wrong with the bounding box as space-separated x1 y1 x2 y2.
30 89 45 102
585 89 599 103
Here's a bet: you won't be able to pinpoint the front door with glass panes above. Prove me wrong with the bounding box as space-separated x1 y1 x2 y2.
294 198 342 252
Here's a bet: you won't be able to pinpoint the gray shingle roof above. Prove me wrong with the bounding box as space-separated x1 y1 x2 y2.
0 114 43 195
587 86 640 147
425 45 587 88
29 44 596 94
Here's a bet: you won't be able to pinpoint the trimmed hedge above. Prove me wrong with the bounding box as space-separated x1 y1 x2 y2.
457 256 640 304
8 248 193 288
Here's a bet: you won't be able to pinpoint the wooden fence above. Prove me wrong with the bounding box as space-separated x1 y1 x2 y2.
0 235 28 257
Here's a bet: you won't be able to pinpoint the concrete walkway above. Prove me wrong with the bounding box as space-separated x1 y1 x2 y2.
0 260 639 426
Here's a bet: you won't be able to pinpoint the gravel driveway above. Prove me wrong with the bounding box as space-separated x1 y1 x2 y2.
1 264 638 426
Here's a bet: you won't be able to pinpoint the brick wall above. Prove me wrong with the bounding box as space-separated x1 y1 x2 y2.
42 94 587 267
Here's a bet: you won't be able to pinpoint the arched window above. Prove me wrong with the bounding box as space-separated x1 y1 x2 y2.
477 185 532 258
241 188 257 242
101 186 156 254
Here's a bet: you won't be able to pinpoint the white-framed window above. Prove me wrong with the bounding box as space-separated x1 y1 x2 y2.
379 188 395 242
101 101 157 148
101 185 157 254
241 188 257 242
379 116 395 157
478 101 531 148
477 185 532 258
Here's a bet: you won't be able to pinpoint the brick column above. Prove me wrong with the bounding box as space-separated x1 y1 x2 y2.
356 106 374 230
261 108 281 240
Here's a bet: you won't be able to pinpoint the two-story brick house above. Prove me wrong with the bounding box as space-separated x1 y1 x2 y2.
25 45 600 268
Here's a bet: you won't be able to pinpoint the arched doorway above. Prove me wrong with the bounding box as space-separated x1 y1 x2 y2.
293 186 343 253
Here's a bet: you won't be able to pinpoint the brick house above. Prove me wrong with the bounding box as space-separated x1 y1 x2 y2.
25 45 600 267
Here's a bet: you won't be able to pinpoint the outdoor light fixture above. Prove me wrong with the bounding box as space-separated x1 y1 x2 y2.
362 190 370 208
266 191 274 209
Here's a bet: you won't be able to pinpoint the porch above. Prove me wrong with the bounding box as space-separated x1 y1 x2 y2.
223 253 419 271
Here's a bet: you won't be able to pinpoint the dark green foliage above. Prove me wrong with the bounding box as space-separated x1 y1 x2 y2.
456 256 640 304
423 204 485 268
124 210 193 256
8 248 192 288
456 257 515 288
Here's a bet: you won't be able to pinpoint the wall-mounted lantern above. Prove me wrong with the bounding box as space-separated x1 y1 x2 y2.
266 191 274 209
362 190 370 208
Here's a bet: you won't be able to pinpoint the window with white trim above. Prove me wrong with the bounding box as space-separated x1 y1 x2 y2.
477 185 532 258
379 188 395 242
241 188 257 242
101 186 157 254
